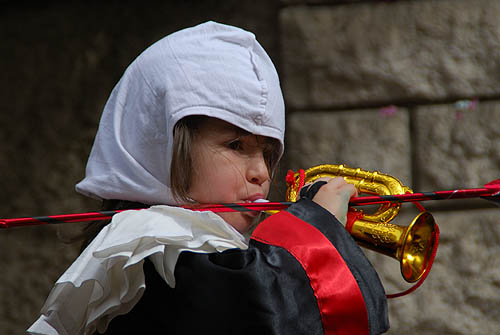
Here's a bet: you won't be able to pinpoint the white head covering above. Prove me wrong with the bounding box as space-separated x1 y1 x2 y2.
75 21 285 205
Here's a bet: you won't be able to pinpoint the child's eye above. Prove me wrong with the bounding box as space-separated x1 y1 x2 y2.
227 139 242 151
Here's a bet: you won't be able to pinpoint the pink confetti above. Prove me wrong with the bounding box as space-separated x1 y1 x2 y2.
379 105 398 117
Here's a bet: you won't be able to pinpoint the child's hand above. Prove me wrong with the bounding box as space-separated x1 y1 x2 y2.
303 177 357 225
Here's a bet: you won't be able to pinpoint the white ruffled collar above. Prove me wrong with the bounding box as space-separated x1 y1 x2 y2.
28 205 248 335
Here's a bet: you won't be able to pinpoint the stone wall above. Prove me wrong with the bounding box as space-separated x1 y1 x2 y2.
1 0 499 334
282 1 500 334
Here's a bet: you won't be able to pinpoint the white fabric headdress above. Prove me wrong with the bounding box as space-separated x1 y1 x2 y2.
75 21 285 205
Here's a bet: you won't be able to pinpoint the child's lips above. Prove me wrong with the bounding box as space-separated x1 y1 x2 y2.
244 194 267 202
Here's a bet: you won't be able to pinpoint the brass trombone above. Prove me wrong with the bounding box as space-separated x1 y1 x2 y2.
285 164 439 284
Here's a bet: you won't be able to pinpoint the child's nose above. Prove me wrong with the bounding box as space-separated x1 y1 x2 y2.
247 152 269 185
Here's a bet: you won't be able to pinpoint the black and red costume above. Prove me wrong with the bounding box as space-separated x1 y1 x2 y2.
105 197 389 335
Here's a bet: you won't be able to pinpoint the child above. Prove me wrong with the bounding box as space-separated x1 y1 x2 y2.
28 21 389 335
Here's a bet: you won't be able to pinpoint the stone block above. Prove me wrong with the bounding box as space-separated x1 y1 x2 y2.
285 108 412 185
414 101 500 192
281 0 500 109
364 208 500 334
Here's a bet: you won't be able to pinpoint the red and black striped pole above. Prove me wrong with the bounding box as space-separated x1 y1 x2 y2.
349 179 500 206
0 203 292 228
1 180 498 229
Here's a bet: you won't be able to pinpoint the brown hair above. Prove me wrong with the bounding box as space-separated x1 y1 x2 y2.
170 115 204 202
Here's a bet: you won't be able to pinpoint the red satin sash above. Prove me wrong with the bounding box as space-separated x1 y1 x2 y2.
252 211 369 335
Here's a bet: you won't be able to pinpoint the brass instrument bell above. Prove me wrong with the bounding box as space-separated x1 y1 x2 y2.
286 164 439 283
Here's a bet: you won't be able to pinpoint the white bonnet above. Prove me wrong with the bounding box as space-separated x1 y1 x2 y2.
75 21 285 205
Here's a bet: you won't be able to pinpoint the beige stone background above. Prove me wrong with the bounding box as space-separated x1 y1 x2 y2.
1 0 499 334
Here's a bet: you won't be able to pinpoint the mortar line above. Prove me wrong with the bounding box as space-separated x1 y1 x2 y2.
286 93 500 114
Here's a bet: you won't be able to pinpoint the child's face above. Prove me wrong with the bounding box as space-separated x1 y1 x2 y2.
188 118 272 234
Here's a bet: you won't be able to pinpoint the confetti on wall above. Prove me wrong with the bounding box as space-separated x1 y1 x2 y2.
454 98 478 120
379 105 398 117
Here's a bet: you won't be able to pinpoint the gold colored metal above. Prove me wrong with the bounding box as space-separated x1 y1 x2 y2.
285 164 438 283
